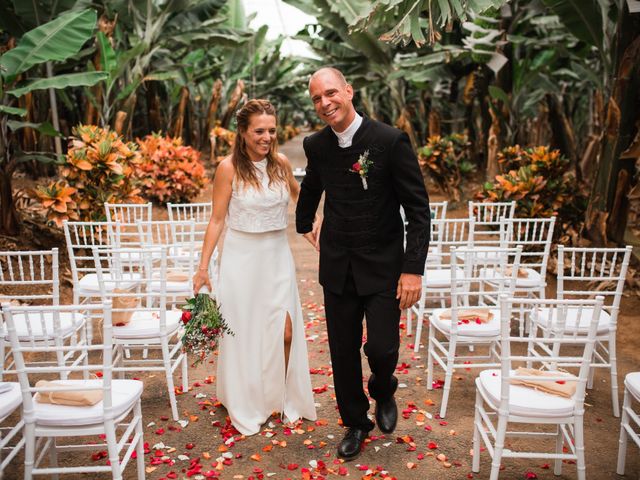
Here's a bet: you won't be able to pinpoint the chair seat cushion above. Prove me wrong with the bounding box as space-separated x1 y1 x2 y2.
112 310 181 339
0 382 22 421
481 267 544 288
77 273 139 294
477 369 576 417
147 280 191 293
532 307 611 334
34 379 142 426
424 268 465 288
430 307 501 337
2 311 85 341
625 372 640 401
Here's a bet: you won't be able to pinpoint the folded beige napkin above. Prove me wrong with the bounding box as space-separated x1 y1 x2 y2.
439 308 494 323
510 367 577 398
504 267 530 278
153 270 189 282
112 288 139 326
34 380 103 406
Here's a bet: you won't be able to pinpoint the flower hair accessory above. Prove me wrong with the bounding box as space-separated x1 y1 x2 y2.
350 149 372 190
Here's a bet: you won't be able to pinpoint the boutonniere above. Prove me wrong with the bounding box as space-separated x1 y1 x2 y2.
349 149 373 190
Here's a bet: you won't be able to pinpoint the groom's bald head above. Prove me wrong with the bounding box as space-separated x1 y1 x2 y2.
308 67 348 90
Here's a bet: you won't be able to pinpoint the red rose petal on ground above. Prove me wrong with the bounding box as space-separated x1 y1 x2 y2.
287 463 299 470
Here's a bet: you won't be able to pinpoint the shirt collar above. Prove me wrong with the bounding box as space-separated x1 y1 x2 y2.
332 113 362 148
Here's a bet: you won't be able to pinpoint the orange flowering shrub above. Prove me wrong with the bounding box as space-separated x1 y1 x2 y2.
34 124 144 225
478 145 586 229
135 134 208 204
277 124 300 143
417 134 474 201
210 125 236 163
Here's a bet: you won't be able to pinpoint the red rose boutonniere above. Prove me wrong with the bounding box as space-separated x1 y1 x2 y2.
349 149 372 190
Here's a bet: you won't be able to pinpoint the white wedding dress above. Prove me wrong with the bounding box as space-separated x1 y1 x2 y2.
215 158 317 435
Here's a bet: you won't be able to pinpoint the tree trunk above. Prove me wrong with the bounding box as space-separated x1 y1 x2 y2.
205 79 223 138
486 107 500 180
114 111 127 136
220 80 245 130
172 87 190 139
146 81 163 133
547 94 579 180
584 7 640 245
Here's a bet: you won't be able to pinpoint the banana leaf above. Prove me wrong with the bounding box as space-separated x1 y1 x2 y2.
8 71 108 97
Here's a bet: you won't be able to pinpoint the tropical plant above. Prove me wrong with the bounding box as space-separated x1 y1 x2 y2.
31 180 79 227
135 133 208 204
34 124 143 225
478 145 586 236
417 134 474 201
0 8 107 234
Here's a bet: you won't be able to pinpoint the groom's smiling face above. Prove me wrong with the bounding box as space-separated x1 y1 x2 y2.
309 69 355 133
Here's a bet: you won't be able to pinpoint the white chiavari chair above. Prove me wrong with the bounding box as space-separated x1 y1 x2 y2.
104 202 152 250
617 371 640 475
0 380 24 477
0 250 88 380
468 201 515 253
410 218 472 351
472 295 604 480
529 245 633 417
427 245 522 418
93 246 188 421
3 301 145 480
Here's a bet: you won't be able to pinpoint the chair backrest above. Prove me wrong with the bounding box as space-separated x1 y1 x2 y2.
430 201 448 220
63 221 118 288
105 202 152 248
2 301 115 416
468 200 516 224
498 295 604 415
557 245 632 321
92 246 173 330
0 249 59 305
502 216 556 276
167 202 211 242
451 246 523 309
427 217 474 267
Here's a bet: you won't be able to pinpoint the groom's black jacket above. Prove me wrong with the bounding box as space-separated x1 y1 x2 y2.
296 116 431 296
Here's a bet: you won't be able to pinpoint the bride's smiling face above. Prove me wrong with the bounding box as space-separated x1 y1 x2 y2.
242 113 277 161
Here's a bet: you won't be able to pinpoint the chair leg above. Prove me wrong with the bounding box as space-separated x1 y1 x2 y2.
472 389 482 473
23 422 36 480
0 338 4 382
426 325 435 390
617 388 630 475
181 352 188 392
134 401 145 480
574 415 586 480
489 415 508 480
609 334 620 417
439 336 457 418
553 425 563 475
405 307 412 336
48 437 59 480
413 294 426 353
162 340 179 421
104 420 122 480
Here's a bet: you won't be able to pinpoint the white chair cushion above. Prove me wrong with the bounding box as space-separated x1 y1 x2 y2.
625 372 640 401
78 273 139 294
424 268 465 288
2 312 85 341
112 310 182 339
481 267 544 288
0 382 22 421
532 307 612 334
147 280 191 293
430 308 501 337
477 369 576 417
34 379 142 426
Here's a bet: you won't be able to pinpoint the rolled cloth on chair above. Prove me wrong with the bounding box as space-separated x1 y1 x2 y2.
504 267 529 278
511 367 578 398
439 308 494 323
34 380 103 406
112 289 139 325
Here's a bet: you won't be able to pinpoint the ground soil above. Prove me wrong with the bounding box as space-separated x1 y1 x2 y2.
2 133 639 479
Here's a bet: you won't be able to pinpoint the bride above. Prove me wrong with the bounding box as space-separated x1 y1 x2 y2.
193 99 317 435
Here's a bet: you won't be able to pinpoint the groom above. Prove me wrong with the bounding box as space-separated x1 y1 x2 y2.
296 67 430 460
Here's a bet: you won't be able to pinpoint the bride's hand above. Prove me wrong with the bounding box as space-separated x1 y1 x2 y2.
193 269 212 296
303 216 322 252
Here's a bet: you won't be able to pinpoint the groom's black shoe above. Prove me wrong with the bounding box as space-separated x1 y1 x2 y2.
375 395 398 434
337 427 368 460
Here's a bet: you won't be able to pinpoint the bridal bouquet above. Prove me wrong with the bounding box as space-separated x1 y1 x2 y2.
181 291 233 365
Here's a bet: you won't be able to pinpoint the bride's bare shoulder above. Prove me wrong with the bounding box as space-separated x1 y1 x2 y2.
215 156 235 181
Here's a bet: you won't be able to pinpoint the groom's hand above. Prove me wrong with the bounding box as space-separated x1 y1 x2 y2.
302 216 322 252
396 273 421 309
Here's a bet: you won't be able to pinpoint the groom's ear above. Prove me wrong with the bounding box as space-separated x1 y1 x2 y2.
345 84 355 101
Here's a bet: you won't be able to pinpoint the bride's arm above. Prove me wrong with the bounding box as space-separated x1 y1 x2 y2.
193 157 234 294
279 153 300 203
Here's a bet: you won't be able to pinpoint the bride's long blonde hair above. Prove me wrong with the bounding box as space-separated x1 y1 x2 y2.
232 99 288 190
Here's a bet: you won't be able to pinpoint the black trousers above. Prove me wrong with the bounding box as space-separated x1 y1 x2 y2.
323 269 400 431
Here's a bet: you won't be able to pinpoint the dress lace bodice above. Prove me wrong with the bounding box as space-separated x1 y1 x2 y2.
226 159 289 232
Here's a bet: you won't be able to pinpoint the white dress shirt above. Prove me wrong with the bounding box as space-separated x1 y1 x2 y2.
332 113 362 148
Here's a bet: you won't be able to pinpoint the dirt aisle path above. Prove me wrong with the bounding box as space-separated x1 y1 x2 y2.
10 133 637 479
